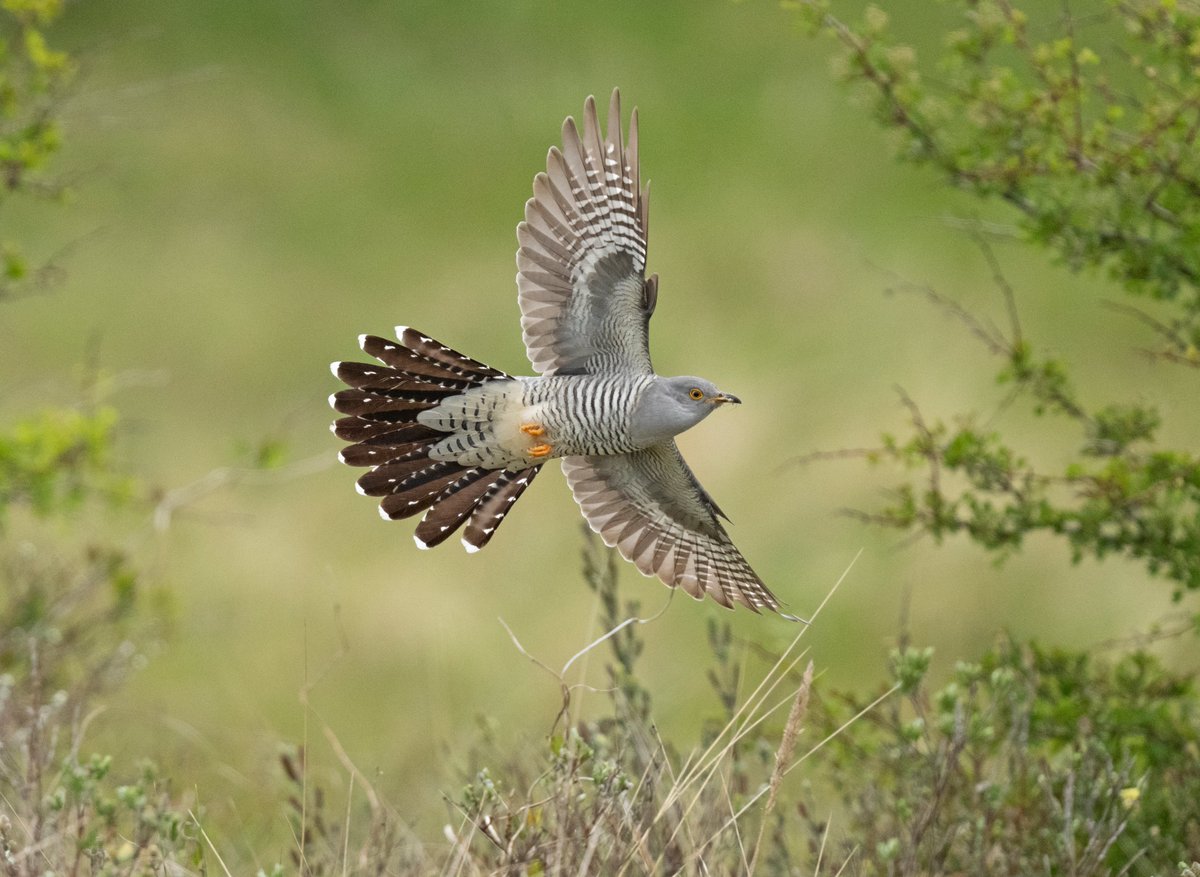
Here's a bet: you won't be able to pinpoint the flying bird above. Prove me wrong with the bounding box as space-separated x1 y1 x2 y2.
330 90 794 617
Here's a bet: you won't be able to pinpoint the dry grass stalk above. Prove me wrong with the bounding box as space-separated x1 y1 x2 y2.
748 659 814 875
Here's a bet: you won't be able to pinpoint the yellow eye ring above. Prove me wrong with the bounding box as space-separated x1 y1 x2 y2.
688 388 704 401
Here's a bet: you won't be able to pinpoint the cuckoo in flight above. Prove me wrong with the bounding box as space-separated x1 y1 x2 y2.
330 90 794 617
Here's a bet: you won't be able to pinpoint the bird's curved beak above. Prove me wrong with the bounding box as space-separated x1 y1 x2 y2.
714 392 741 405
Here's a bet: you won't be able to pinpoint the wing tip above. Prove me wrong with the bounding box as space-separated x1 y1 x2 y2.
462 538 481 555
562 114 579 142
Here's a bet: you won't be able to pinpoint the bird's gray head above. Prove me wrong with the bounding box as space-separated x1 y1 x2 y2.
630 375 741 447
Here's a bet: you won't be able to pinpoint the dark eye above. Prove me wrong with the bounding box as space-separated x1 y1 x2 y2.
688 388 704 401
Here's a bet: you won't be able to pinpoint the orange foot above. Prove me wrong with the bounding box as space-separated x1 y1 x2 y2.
529 442 553 458
520 423 546 437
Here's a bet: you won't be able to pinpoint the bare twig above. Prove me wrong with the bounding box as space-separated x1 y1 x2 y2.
152 451 333 531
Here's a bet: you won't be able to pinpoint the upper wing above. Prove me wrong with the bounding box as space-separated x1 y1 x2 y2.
561 443 790 616
516 89 657 377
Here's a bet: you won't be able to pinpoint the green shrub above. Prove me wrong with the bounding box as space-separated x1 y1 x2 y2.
803 636 1200 875
792 0 1200 598
0 410 205 875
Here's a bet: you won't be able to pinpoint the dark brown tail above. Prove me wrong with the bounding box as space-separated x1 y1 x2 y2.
330 327 541 551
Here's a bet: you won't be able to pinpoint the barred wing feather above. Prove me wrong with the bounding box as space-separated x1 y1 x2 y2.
561 445 788 615
516 89 657 377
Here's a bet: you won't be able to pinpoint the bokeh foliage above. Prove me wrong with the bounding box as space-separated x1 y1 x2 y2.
0 0 72 294
0 6 202 873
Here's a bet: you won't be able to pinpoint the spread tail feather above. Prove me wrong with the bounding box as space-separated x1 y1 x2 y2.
331 328 542 551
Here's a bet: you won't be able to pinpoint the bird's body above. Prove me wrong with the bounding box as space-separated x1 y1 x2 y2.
331 90 795 617
419 372 657 468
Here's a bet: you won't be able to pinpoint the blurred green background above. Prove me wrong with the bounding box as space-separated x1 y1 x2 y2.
4 0 1195 855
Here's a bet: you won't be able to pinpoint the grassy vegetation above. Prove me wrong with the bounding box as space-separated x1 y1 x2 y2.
1 0 1199 874
4 502 1199 873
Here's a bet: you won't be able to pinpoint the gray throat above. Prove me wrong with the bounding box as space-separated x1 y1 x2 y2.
629 378 709 446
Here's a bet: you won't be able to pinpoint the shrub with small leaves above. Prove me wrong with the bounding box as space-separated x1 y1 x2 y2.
0 545 203 876
792 0 1200 598
0 403 201 875
802 635 1200 875
795 0 1200 321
